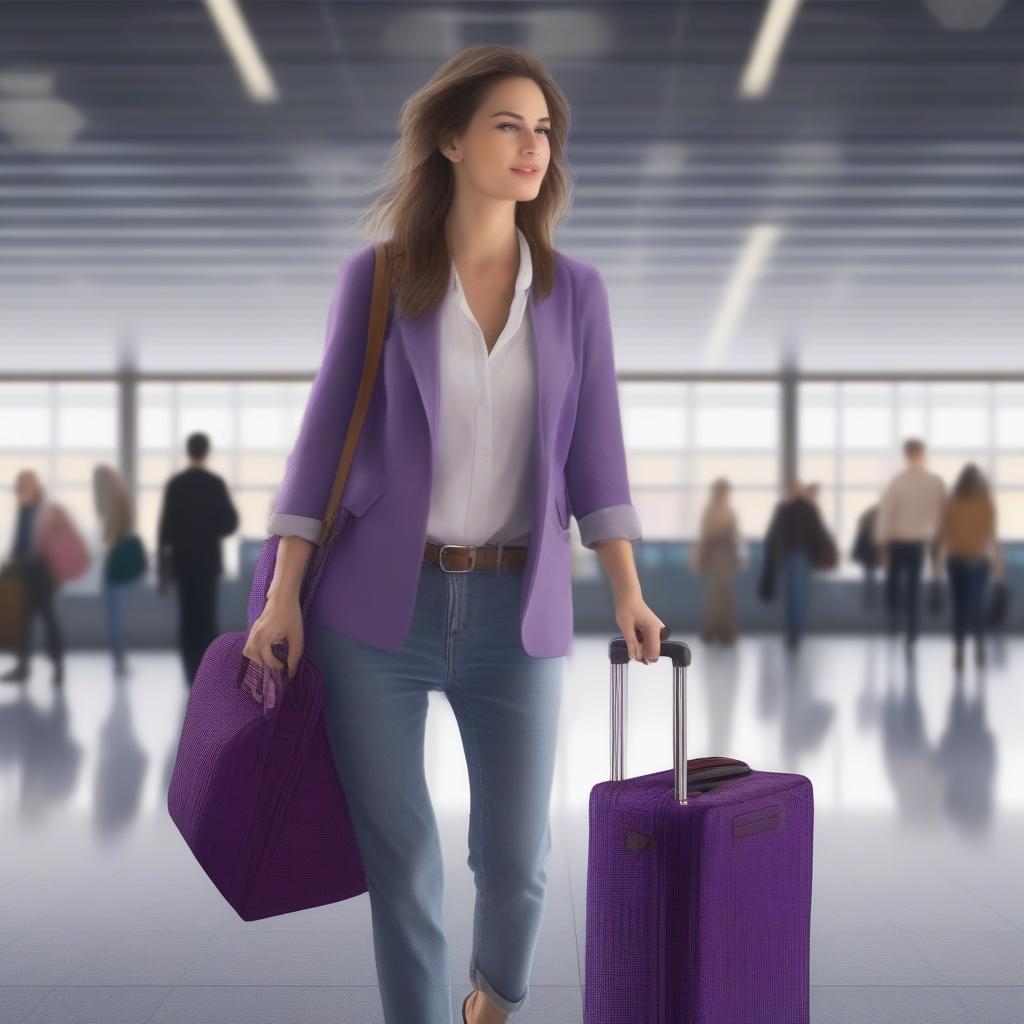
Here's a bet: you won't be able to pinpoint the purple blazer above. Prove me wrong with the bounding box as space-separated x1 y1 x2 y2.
268 241 642 658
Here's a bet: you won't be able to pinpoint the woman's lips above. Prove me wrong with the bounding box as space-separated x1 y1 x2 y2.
511 167 539 176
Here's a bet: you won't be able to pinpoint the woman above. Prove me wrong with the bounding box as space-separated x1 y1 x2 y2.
93 464 140 678
243 46 665 1024
938 462 1003 671
691 478 743 644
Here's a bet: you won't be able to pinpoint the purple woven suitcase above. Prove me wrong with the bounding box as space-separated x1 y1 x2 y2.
584 636 813 1024
166 530 368 922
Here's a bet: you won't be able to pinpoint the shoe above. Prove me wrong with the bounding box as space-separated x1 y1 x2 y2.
462 990 475 1023
1 664 28 683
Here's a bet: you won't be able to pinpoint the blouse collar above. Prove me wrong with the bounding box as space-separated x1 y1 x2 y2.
449 225 533 297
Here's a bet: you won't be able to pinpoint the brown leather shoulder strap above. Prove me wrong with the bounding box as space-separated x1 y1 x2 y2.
318 241 391 549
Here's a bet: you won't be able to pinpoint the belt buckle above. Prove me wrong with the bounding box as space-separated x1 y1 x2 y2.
439 544 475 573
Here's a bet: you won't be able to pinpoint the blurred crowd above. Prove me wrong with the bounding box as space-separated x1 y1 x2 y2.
0 432 1007 687
0 432 237 688
690 437 1005 667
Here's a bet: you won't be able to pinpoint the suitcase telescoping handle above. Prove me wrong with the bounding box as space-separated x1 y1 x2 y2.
609 630 693 805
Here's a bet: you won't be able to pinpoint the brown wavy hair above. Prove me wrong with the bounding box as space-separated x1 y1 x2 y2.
952 462 990 501
356 44 574 319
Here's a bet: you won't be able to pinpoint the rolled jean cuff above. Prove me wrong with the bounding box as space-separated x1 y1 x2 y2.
469 954 528 1015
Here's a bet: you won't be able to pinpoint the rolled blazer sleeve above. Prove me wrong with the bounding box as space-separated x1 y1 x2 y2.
565 265 643 550
267 245 374 543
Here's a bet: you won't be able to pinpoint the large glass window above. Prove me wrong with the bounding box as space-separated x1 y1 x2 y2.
7 374 1018 589
621 381 780 544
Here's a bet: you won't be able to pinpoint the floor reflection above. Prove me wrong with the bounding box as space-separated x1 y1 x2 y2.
0 636 1020 1023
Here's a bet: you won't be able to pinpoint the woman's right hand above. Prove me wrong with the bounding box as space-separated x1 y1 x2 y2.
243 596 304 680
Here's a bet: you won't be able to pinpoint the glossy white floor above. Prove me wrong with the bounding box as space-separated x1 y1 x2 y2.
0 633 1021 1024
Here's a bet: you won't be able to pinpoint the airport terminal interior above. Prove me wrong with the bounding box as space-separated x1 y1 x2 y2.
2 2 1024 1023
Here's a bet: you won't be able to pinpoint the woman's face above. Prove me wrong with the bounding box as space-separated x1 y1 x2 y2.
443 76 550 201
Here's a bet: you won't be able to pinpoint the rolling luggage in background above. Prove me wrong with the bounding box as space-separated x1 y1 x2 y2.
584 636 814 1024
0 568 26 649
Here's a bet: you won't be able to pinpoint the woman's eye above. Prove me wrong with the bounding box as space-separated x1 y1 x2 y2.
499 122 549 136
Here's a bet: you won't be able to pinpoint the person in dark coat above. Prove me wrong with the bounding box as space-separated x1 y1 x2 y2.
760 480 836 649
157 432 239 685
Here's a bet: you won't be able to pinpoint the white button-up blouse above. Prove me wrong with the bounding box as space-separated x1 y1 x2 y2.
427 224 536 549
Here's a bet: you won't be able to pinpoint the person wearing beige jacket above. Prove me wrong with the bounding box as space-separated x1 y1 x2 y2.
936 462 1003 670
690 478 745 644
874 438 946 650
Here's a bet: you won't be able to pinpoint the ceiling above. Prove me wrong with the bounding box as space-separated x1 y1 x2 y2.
2 0 1023 372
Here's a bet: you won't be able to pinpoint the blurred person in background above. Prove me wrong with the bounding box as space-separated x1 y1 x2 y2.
936 463 1003 671
874 438 946 653
1 469 89 686
157 432 239 686
93 464 148 679
690 477 744 644
851 502 881 610
761 480 836 650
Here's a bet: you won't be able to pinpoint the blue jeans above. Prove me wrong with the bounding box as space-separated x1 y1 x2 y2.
884 540 925 642
103 579 136 663
946 556 989 647
781 549 811 644
309 556 565 1023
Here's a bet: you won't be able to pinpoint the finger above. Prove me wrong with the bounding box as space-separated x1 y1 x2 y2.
634 626 648 663
260 645 281 674
271 639 289 676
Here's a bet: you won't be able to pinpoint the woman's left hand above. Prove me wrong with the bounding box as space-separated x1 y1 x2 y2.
615 594 667 664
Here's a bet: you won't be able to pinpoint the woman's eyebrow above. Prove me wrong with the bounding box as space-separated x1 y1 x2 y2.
489 110 551 123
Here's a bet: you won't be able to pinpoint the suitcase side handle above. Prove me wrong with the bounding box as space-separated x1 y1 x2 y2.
607 631 693 805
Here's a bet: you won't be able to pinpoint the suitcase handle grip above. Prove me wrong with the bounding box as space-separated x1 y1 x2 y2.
607 631 693 805
609 632 689 667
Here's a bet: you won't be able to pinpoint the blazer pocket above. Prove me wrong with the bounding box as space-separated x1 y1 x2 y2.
340 478 388 518
554 486 571 530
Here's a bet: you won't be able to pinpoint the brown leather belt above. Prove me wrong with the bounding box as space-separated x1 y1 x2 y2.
423 541 528 573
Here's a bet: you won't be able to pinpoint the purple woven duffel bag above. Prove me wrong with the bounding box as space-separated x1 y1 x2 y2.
166 527 368 922
584 636 814 1024
166 241 395 922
